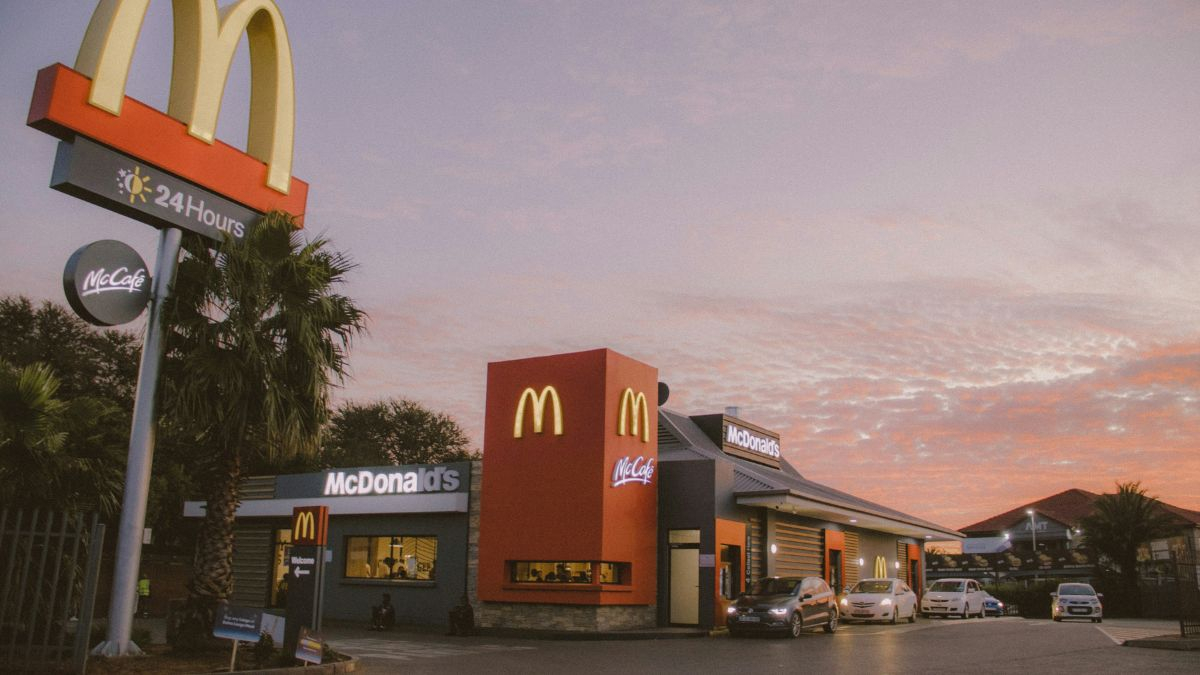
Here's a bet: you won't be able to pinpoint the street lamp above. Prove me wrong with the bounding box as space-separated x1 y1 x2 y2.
1026 509 1038 581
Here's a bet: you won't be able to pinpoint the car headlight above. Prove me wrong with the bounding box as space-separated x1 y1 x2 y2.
840 598 848 607
768 608 789 616
881 598 893 606
727 606 738 615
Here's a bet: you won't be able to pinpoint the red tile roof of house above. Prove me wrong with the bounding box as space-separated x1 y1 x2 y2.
961 488 1200 533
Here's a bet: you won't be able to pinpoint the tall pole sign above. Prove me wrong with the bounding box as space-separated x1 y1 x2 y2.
285 506 328 661
27 0 309 658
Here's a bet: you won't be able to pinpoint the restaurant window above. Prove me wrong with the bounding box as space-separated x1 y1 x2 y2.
509 561 626 584
344 535 437 580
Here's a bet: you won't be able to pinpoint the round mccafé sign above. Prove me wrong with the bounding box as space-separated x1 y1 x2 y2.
63 239 151 326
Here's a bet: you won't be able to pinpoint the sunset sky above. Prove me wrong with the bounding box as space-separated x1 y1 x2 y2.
1 1 1197 531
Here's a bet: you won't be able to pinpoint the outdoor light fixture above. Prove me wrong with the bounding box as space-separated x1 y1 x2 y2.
849 518 857 523
858 558 864 566
894 561 901 570
770 543 777 555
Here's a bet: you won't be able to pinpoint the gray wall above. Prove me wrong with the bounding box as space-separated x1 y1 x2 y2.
321 512 470 625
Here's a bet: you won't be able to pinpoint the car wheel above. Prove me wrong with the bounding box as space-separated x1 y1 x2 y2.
790 612 804 638
824 609 838 634
908 606 916 623
890 608 898 625
1053 617 1062 622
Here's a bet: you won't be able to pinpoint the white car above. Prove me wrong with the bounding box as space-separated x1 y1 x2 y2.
920 578 986 619
839 578 917 624
1051 583 1103 623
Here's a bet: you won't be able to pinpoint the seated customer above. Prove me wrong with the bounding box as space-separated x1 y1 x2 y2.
370 593 395 631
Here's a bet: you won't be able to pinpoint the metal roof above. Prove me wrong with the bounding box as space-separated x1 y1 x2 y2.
658 408 963 540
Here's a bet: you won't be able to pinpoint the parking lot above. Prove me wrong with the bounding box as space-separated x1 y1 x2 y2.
325 616 1198 674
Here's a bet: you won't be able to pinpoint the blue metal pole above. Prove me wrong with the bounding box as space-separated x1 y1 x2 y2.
92 226 182 657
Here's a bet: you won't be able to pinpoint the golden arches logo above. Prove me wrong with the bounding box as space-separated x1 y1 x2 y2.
513 386 563 438
617 388 650 443
293 510 315 541
75 0 295 194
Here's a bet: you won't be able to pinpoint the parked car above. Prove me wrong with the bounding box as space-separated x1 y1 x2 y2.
727 576 839 637
920 578 986 618
982 593 1005 617
839 578 917 624
1051 583 1103 623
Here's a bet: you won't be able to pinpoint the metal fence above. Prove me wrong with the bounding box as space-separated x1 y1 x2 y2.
1175 551 1199 638
0 509 106 674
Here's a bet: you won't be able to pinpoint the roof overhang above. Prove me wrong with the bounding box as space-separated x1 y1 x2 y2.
736 490 963 541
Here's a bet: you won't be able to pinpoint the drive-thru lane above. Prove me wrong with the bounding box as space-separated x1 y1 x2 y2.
324 617 1196 674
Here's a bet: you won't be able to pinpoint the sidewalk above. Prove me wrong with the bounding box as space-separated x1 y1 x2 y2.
1094 618 1200 651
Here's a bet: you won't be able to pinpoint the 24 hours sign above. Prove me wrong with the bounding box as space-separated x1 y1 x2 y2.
51 136 260 243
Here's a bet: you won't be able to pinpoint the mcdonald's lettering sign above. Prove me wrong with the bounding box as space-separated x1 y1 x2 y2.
616 387 650 443
291 506 328 546
28 0 309 223
513 386 563 438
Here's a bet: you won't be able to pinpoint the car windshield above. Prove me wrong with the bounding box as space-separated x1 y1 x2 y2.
749 578 800 595
929 580 965 593
851 580 894 594
1058 584 1096 596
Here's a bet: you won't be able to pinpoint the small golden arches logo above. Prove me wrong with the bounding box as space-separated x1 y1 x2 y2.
513 386 563 438
617 388 650 443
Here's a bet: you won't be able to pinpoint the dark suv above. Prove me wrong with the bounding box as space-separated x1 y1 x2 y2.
726 576 839 638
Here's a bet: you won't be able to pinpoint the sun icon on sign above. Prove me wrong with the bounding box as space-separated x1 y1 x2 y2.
116 166 152 204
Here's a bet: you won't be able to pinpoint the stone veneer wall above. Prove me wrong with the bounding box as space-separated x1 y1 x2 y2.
466 459 657 631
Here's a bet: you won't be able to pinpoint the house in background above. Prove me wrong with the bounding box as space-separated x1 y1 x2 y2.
926 488 1200 584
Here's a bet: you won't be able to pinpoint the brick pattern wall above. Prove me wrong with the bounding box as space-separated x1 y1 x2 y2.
476 602 657 632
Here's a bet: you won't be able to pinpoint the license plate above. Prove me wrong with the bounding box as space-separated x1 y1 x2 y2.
738 616 760 622
853 613 873 618
1068 608 1089 614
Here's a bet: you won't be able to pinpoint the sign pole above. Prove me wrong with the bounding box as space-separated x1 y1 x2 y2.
93 226 183 656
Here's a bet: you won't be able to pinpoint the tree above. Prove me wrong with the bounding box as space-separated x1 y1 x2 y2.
0 297 140 408
162 212 365 647
0 360 124 515
322 398 478 468
1079 481 1176 614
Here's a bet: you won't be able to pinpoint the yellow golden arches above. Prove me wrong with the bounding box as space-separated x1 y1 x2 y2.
293 510 315 541
873 556 887 580
75 0 296 194
617 388 650 443
513 386 563 438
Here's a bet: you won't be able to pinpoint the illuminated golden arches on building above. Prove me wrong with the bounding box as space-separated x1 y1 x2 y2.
75 0 295 194
293 510 315 541
514 386 563 438
617 388 650 443
873 556 887 579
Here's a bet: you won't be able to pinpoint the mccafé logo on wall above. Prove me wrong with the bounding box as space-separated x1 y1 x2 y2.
513 386 563 438
611 455 655 487
28 0 309 223
63 239 151 326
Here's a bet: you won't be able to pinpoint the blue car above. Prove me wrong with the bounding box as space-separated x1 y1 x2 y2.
982 594 1004 617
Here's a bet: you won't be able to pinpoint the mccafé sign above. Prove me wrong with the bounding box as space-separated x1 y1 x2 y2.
62 239 151 326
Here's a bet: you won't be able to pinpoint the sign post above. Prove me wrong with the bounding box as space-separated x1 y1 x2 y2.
92 225 182 656
28 0 310 655
284 506 328 660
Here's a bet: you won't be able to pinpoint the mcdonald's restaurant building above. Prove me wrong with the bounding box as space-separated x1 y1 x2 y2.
194 348 959 631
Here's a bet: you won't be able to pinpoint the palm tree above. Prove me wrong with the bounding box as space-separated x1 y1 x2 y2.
1079 481 1176 614
162 212 364 646
0 360 124 515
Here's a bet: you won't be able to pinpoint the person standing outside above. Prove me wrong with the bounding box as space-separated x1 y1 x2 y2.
136 572 151 618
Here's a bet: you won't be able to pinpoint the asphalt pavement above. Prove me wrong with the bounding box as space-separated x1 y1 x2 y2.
320 616 1198 674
